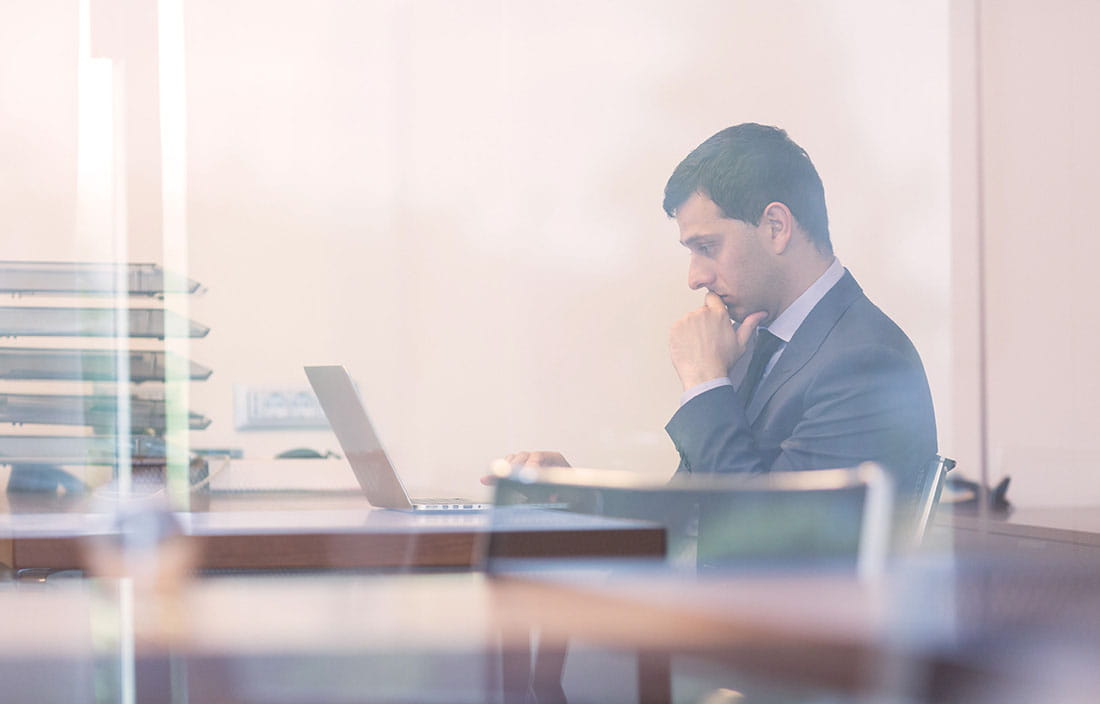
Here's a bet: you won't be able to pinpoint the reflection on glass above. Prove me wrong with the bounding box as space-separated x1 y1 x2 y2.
3 2 1100 703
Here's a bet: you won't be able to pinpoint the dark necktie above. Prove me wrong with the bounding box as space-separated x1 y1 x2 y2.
737 328 782 406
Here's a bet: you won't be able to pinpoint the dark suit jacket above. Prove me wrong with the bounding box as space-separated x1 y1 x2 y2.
665 270 937 500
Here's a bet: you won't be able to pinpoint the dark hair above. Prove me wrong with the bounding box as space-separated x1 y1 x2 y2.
663 123 832 255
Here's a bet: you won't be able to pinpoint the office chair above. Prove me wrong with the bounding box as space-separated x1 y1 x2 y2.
906 454 956 547
489 463 894 575
485 464 896 703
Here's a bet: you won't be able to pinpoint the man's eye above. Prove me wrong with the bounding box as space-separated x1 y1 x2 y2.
698 244 715 255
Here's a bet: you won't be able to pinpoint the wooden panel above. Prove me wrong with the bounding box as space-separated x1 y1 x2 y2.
196 531 479 570
0 537 13 572
12 536 85 572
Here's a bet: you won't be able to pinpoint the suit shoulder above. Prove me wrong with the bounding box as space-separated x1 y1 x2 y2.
828 293 923 360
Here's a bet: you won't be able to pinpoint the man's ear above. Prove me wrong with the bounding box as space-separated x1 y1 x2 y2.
761 201 794 254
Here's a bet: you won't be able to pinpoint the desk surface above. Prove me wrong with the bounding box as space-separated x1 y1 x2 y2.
0 492 666 571
936 505 1100 549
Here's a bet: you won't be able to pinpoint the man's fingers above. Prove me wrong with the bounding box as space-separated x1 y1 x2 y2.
483 457 514 486
505 452 529 466
521 451 570 467
497 451 571 472
704 291 727 314
485 450 570 486
736 311 769 346
530 451 571 468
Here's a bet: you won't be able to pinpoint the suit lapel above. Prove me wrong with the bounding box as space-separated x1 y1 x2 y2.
745 270 864 422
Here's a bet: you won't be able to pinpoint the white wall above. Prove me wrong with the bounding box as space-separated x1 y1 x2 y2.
1 1 951 496
961 0 1100 506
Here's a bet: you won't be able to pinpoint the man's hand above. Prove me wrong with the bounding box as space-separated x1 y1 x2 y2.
502 451 571 469
481 451 572 485
669 293 767 391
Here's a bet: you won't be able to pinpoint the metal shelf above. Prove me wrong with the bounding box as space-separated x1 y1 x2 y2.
0 261 221 481
0 434 169 464
0 307 210 338
0 261 200 296
0 347 211 382
0 393 211 431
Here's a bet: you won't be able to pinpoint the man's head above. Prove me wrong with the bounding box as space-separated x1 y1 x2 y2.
663 123 831 254
664 124 833 323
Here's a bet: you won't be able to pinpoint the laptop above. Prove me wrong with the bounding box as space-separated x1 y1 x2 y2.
304 365 488 511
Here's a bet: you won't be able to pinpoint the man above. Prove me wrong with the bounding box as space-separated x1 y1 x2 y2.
499 125 938 701
506 123 937 498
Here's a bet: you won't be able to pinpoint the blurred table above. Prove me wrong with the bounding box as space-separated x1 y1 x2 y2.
7 561 1089 704
4 554 1100 702
497 566 893 697
0 570 890 703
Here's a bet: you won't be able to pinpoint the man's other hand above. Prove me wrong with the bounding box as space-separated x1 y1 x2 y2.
669 292 766 391
480 451 572 485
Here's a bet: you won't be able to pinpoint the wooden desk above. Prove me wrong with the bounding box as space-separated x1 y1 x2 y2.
932 505 1100 558
0 492 665 572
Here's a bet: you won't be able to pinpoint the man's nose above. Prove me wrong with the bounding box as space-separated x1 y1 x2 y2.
688 259 713 290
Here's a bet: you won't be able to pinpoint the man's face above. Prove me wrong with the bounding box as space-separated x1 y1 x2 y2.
676 192 777 324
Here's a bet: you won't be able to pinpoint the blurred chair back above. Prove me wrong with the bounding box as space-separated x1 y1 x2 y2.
485 463 894 579
483 466 679 571
692 464 893 578
904 454 956 548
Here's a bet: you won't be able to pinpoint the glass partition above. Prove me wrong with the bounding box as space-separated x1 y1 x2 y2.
0 1 954 507
4 0 1100 702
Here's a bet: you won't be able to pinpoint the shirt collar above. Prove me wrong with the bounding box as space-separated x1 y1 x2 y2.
763 257 844 343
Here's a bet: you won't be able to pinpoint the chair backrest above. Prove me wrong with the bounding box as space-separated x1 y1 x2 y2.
909 454 956 546
485 463 895 580
692 465 893 578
